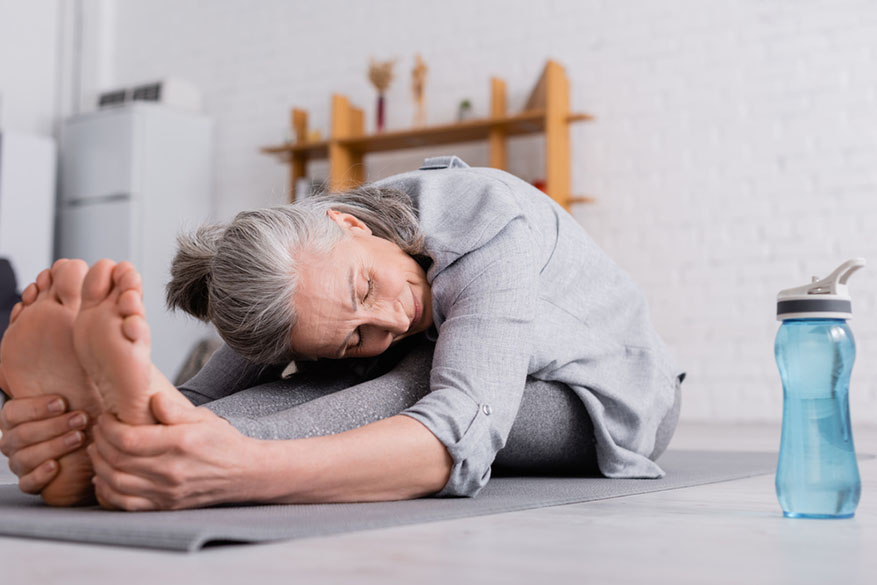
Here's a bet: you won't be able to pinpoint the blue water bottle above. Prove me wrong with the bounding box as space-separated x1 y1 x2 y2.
775 258 865 519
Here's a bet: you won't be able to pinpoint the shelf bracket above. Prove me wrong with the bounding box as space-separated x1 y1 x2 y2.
488 77 507 170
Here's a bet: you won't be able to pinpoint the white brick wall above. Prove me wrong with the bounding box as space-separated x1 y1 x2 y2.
107 0 877 424
0 0 58 135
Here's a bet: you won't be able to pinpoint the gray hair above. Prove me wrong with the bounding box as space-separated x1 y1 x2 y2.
166 184 425 364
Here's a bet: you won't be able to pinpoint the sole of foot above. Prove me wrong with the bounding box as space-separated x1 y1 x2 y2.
72 260 194 428
73 260 159 426
0 259 103 506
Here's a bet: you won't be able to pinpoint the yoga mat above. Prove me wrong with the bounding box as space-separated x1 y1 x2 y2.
0 450 777 552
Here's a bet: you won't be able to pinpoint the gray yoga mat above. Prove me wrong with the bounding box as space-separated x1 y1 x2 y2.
0 449 777 552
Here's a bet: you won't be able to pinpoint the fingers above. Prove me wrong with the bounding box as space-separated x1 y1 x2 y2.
92 475 156 511
90 424 135 475
95 413 175 458
18 460 60 495
0 410 88 456
88 442 158 511
150 392 207 426
94 487 118 510
89 441 157 495
90 424 191 511
91 423 190 495
90 423 171 481
0 395 67 430
6 427 86 478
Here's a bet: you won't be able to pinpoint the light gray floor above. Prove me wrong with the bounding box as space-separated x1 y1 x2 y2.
1 421 876 585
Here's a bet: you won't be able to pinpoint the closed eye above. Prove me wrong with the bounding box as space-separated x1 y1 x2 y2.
363 277 374 303
345 277 373 356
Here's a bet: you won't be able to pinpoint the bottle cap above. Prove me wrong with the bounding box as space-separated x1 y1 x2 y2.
777 258 866 321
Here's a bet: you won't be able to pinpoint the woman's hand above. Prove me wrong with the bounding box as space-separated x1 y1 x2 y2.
88 393 260 511
0 395 90 494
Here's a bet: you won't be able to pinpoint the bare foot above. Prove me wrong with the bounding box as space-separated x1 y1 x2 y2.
0 259 103 506
74 260 187 426
4 265 48 328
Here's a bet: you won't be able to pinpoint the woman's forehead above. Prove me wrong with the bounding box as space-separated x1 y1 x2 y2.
289 293 350 358
290 239 360 348
297 242 358 311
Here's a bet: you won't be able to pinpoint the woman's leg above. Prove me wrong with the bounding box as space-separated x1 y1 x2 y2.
494 379 599 476
205 340 434 440
202 365 363 422
176 344 288 407
189 332 432 416
205 339 600 477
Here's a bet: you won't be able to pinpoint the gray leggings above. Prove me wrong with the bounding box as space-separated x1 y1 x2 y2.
179 338 678 475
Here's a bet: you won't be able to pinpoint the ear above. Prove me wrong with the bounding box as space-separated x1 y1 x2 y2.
326 209 372 235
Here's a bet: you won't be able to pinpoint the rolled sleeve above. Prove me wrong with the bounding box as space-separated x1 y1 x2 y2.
402 216 538 497
403 388 495 496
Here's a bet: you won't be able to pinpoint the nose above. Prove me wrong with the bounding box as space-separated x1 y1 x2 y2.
371 299 409 336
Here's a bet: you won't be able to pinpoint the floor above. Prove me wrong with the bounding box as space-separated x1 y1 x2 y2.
1 421 876 585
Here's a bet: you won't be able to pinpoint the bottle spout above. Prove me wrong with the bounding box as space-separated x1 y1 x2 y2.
777 258 866 320
809 258 866 296
781 258 866 297
832 258 866 286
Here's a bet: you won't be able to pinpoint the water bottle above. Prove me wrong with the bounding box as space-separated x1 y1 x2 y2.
775 258 865 519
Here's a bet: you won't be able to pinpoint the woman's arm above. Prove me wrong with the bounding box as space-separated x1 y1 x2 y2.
88 393 452 510
400 214 539 497
257 414 452 503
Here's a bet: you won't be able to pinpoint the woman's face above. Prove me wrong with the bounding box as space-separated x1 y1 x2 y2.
289 209 433 359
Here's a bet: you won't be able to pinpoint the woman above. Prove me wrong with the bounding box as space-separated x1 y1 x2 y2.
0 156 683 510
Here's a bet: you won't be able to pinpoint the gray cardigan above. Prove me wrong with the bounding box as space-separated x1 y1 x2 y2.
177 156 682 497
375 157 682 496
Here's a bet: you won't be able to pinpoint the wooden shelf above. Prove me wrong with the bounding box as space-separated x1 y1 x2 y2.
261 60 593 209
262 110 593 158
261 140 329 160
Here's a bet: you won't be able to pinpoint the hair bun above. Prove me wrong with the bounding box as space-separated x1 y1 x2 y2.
165 224 224 320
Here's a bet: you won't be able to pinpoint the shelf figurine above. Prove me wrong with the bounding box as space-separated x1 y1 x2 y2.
412 54 428 127
368 58 396 132
457 99 472 122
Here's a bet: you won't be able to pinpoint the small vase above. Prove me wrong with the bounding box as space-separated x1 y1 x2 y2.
376 94 385 132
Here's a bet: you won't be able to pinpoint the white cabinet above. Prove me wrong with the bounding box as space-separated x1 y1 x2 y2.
0 132 56 285
58 104 214 380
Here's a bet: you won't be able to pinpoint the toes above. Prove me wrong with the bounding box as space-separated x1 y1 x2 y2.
80 259 116 308
35 269 53 298
117 290 144 318
21 283 39 305
112 262 142 295
52 259 88 308
121 315 150 344
8 302 23 325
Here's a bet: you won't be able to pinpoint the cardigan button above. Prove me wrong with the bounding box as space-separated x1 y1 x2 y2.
481 404 492 416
